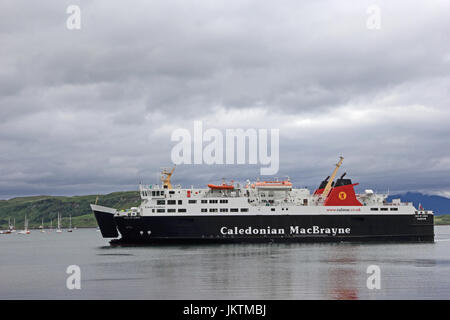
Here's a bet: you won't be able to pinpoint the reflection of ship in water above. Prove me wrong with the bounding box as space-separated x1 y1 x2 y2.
139 242 370 299
324 249 359 300
328 267 359 300
148 243 298 299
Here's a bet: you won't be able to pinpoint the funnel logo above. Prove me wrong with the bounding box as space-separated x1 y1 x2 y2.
338 192 347 200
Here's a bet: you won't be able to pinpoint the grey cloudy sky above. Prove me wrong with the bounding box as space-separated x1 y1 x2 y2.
1 0 450 199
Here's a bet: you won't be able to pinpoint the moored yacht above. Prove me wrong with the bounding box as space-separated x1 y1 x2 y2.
17 215 30 235
56 212 62 233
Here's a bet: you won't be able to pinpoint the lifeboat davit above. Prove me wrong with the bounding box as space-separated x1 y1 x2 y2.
208 184 235 190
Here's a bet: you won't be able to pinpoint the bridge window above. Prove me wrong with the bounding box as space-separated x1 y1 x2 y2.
156 200 165 205
178 200 182 205
201 200 208 204
219 200 228 204
390 208 398 211
209 208 218 212
167 209 176 213
240 208 249 212
230 208 239 212
178 208 187 213
380 208 388 211
220 208 228 212
209 200 218 204
188 200 197 204
201 208 207 213
167 200 176 205
271 208 275 212
157 209 165 213
370 208 378 211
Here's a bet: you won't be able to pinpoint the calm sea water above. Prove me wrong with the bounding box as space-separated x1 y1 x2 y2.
1 226 450 299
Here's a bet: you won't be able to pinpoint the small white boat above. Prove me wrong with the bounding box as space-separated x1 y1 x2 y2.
56 212 62 233
9 217 16 233
67 214 73 232
1 218 14 234
40 218 46 233
18 215 31 235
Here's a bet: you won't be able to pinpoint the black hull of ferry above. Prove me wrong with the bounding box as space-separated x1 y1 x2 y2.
93 210 434 245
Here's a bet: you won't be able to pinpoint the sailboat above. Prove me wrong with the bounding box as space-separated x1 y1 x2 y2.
56 212 62 233
67 214 73 232
40 218 46 233
1 218 13 234
18 215 31 234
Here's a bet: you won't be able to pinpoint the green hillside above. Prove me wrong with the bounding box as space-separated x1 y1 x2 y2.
0 191 140 229
434 214 450 225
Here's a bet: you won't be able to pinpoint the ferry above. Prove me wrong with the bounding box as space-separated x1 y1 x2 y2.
91 157 434 245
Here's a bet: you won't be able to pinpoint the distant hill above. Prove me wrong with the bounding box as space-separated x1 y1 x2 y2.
387 192 450 215
0 191 140 229
434 215 450 225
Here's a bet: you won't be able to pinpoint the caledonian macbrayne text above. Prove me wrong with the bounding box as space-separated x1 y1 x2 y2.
220 226 351 236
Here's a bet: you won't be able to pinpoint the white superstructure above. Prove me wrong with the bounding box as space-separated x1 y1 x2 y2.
113 163 432 218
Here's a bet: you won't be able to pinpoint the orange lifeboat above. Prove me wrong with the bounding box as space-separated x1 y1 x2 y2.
208 183 235 190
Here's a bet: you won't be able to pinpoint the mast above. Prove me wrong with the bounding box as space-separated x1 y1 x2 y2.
161 166 176 189
320 156 344 202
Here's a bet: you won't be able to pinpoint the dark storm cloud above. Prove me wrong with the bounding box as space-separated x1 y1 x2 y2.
1 0 450 198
